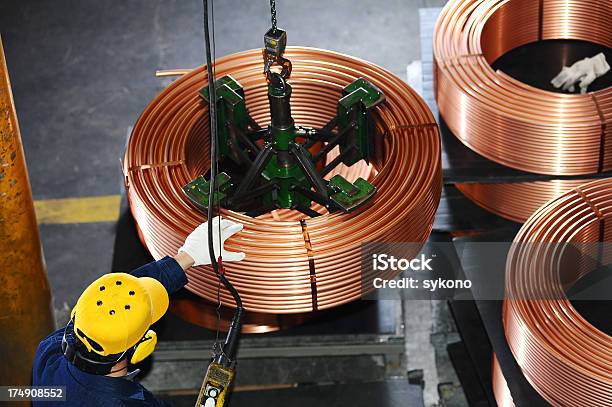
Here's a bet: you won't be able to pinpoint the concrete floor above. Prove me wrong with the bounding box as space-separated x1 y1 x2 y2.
0 1 464 406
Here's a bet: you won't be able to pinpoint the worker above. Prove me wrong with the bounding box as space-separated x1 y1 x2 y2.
32 217 245 406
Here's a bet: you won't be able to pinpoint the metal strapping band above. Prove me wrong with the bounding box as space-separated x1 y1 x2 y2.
436 54 483 69
388 123 438 132
575 187 604 219
589 93 608 172
300 219 318 311
538 0 544 40
128 160 185 172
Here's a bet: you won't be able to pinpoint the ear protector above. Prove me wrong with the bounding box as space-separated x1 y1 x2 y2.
130 330 157 364
62 320 157 375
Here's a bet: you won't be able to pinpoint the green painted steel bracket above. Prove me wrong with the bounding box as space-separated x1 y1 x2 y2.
200 75 249 161
328 174 377 212
262 156 310 209
183 172 233 210
337 78 385 166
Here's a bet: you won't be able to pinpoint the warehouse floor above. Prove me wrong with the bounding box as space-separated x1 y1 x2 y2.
0 1 467 406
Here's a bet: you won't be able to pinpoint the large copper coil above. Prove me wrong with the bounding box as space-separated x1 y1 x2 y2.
502 178 612 406
434 0 612 176
124 47 442 314
492 354 515 407
456 179 588 223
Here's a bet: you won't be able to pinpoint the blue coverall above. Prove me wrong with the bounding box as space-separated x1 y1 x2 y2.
32 256 188 406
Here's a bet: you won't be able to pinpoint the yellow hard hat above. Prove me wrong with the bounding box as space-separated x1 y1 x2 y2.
72 273 168 357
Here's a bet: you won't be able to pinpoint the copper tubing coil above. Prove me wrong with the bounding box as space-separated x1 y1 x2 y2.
124 47 442 314
434 0 612 176
492 354 515 407
455 179 589 223
502 178 612 406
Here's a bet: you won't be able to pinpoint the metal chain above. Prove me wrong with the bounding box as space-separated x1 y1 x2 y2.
269 0 277 32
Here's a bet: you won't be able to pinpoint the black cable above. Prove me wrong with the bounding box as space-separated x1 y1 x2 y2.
209 0 223 353
202 0 243 366
210 0 221 248
202 0 218 275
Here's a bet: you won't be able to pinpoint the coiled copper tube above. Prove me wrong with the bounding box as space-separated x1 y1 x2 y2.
502 178 612 406
434 0 612 176
492 354 515 407
124 48 442 314
455 179 588 223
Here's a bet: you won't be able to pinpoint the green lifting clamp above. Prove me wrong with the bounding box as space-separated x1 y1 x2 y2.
183 39 386 217
200 75 258 165
337 78 385 166
183 172 232 209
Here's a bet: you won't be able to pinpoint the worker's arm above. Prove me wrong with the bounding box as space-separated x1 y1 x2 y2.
131 217 245 295
130 255 189 295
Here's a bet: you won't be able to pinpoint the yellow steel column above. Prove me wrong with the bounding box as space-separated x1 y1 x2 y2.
0 36 54 391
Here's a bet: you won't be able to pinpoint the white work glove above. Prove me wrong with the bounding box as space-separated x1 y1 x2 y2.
551 52 610 94
179 216 246 266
